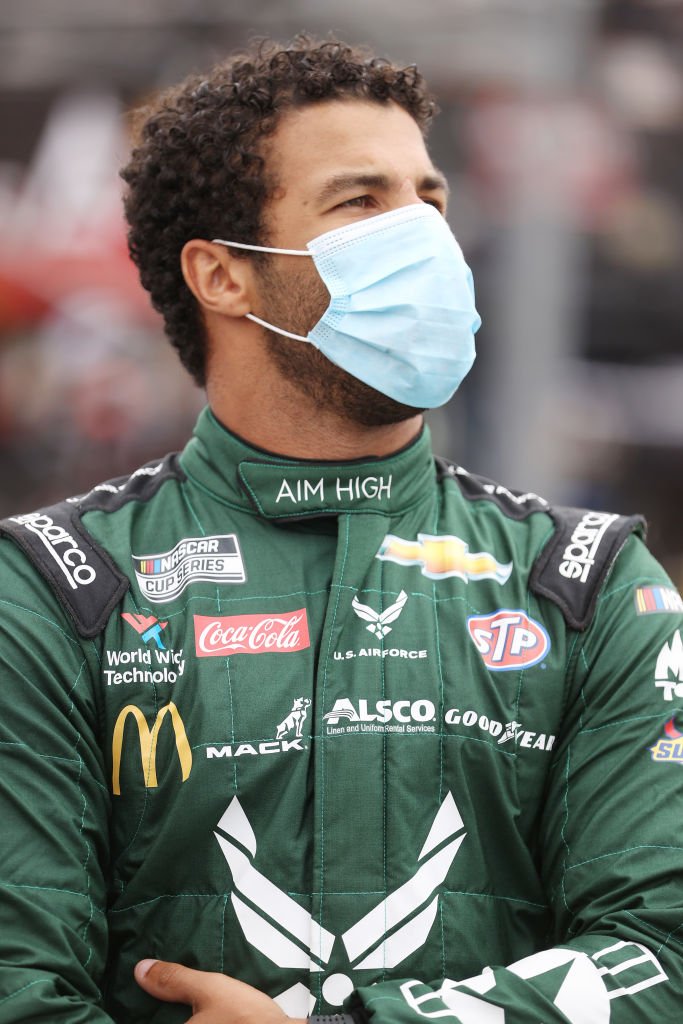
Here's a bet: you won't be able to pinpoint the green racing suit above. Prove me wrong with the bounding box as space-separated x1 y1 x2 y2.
1 405 683 1023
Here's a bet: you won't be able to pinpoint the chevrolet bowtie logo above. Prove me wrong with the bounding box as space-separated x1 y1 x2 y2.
214 792 466 1012
376 533 512 584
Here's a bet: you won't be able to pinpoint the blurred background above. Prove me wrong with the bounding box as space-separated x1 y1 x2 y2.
0 0 681 582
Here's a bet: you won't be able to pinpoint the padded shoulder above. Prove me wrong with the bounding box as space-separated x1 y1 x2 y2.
436 457 551 520
0 454 184 638
530 506 646 631
437 456 646 631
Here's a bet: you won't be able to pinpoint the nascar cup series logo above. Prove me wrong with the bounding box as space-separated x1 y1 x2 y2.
132 534 245 603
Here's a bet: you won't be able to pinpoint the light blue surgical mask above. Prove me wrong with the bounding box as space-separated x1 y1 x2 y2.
213 203 481 409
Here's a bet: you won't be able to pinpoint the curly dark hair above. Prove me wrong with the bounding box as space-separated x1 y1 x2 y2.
120 35 437 386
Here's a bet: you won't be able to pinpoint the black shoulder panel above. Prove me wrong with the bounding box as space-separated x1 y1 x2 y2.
437 457 647 631
436 456 551 521
0 453 184 639
530 506 646 631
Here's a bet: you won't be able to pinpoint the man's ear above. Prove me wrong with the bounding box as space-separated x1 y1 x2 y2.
181 240 253 318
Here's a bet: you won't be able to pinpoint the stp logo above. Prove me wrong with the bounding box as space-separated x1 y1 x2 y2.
467 609 550 671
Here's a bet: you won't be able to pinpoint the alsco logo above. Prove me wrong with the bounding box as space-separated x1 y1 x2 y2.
377 533 512 584
467 609 550 671
194 609 310 656
111 701 192 794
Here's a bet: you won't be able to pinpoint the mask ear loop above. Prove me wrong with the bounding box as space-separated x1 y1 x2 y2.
212 239 311 257
244 313 310 342
211 238 317 341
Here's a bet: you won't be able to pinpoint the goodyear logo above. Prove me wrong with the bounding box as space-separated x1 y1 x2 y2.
111 701 192 794
377 533 512 584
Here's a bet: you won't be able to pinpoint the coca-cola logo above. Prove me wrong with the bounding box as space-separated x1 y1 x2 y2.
194 608 310 657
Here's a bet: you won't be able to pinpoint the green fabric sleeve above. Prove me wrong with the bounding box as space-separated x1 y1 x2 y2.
349 534 683 1023
0 539 114 1022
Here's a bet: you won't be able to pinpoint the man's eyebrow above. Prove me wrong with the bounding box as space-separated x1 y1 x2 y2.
315 170 449 206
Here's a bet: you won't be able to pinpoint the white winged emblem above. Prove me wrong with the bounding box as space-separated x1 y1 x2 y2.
214 791 466 1014
351 590 408 639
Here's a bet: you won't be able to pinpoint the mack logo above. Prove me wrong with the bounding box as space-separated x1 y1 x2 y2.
111 701 192 795
132 534 245 604
214 791 466 1012
207 697 312 760
655 630 683 701
559 511 619 583
323 697 436 735
195 609 310 657
10 512 96 589
121 612 168 649
467 610 550 671
377 533 512 584
352 590 408 639
650 717 683 765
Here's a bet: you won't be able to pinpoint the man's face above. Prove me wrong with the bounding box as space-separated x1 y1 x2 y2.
251 100 448 427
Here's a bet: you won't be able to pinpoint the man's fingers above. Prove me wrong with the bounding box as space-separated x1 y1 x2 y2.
134 959 215 1005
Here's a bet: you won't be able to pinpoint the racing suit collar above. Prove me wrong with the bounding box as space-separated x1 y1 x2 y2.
180 406 437 520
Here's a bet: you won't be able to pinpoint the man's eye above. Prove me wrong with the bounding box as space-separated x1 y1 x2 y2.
338 195 373 209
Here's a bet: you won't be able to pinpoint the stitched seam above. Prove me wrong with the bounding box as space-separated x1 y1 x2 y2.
567 844 683 869
0 978 56 1007
0 881 106 906
431 486 447 982
579 712 665 734
0 599 83 645
318 512 351 997
559 747 572 915
379 564 388 981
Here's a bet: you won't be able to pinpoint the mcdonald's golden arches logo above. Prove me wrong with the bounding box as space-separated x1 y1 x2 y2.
111 701 192 795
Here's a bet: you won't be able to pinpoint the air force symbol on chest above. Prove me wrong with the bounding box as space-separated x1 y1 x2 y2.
214 792 465 1011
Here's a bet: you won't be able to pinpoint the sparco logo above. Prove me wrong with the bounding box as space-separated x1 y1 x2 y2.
133 534 245 603
467 609 550 671
10 512 96 589
559 511 619 583
194 609 310 657
654 630 683 701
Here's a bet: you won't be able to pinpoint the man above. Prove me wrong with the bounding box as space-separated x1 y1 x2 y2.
1 35 682 1024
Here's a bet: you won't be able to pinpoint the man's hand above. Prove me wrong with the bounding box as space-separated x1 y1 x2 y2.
134 959 307 1024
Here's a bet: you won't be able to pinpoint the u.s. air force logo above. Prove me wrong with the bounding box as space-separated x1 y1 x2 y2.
132 534 245 603
214 792 466 1013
